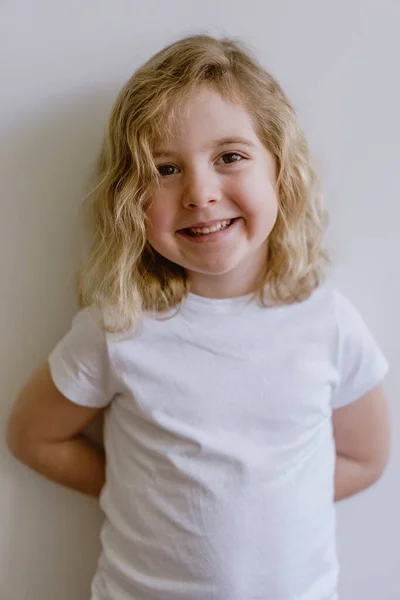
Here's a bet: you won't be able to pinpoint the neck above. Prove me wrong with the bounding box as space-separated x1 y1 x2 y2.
187 257 266 299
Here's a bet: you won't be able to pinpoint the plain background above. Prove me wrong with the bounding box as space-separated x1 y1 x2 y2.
1 1 399 599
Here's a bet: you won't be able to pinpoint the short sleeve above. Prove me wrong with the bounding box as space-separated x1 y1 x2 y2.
48 306 114 408
331 290 389 410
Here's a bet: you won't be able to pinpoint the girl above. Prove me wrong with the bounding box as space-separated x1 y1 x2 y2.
7 35 390 600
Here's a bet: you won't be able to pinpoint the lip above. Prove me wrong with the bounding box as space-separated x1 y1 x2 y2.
177 217 240 242
177 217 237 231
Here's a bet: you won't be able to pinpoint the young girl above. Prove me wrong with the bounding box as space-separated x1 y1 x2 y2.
7 35 390 600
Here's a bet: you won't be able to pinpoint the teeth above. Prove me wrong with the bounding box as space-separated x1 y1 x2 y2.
190 220 231 235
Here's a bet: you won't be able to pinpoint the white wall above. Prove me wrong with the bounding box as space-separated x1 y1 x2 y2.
1 1 399 598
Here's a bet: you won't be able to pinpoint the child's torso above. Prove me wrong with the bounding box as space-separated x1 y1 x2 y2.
93 287 340 600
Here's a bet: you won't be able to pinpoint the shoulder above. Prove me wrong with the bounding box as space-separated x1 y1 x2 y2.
49 305 109 368
48 305 114 407
71 304 105 331
279 282 338 326
66 305 107 348
321 285 375 340
295 283 359 325
275 283 373 349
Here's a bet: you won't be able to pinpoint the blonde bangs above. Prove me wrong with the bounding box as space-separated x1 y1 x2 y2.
78 34 329 332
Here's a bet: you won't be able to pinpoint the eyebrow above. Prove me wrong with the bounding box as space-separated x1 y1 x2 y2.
152 137 257 159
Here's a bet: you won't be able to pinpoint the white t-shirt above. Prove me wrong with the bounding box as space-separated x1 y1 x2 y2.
48 284 388 600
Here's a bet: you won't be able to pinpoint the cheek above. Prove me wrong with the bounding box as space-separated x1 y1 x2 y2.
146 213 166 253
232 174 278 220
145 200 182 260
146 196 173 237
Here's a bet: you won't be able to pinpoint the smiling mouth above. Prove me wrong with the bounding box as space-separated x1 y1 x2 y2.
180 218 237 237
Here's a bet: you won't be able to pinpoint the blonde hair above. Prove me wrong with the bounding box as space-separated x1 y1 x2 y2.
78 34 329 332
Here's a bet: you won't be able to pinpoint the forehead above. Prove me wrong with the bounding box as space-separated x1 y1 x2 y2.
153 86 259 151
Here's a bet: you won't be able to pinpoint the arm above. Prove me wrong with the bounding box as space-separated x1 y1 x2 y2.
6 362 105 498
333 383 390 501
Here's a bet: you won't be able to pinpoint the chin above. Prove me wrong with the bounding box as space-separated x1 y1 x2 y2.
188 262 239 277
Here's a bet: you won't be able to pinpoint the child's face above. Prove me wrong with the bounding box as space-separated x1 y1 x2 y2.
146 87 278 297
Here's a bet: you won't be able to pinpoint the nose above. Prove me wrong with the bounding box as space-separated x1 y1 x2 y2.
181 168 220 209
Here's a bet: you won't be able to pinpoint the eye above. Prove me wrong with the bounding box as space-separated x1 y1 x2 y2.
218 152 245 165
157 164 179 177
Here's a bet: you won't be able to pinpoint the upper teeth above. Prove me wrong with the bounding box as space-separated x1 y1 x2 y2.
190 220 231 235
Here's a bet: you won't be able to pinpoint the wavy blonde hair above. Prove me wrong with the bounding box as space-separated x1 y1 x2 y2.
78 34 329 332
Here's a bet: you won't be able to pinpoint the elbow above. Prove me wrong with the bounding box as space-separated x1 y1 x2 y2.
6 423 26 461
6 416 36 464
370 453 390 485
360 429 391 490
362 450 390 490
5 411 20 457
373 434 391 482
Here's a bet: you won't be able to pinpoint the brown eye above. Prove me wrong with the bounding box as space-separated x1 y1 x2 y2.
220 152 244 164
157 164 178 177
